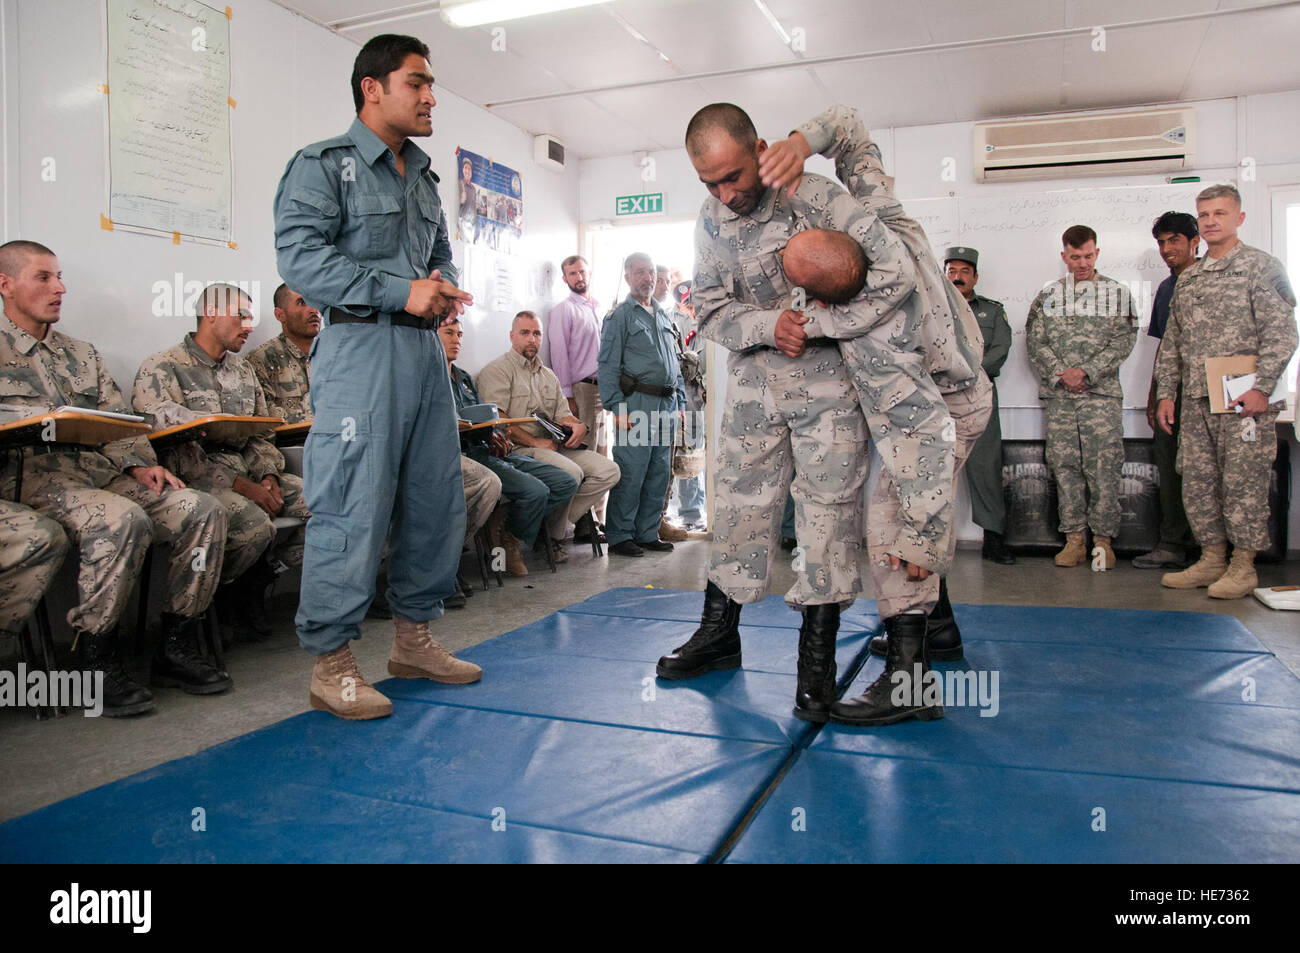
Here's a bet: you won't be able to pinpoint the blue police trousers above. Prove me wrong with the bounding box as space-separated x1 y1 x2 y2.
607 392 676 546
295 319 466 655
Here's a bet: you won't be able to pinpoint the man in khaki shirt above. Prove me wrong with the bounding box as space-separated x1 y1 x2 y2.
476 311 619 555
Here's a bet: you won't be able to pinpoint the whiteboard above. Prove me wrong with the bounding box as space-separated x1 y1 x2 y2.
105 0 232 241
908 182 1205 410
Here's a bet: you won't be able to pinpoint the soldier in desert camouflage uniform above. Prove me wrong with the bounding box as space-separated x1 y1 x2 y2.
0 240 231 716
0 500 68 638
1156 184 1298 599
133 283 310 640
760 104 993 726
655 103 917 726
248 283 317 425
1025 225 1138 570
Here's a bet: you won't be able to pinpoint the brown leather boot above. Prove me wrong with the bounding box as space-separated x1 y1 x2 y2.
658 518 688 543
388 618 482 684
1091 535 1116 571
1208 549 1257 599
502 533 528 576
1054 532 1087 567
1162 542 1227 589
310 643 392 720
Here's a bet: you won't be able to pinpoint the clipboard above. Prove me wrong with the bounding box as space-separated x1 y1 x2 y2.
1205 355 1257 413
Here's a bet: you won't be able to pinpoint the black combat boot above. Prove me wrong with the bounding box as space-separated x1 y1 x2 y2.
792 603 839 723
241 557 279 640
869 577 964 661
80 627 155 717
982 530 1016 565
656 581 742 680
831 613 944 727
152 613 233 694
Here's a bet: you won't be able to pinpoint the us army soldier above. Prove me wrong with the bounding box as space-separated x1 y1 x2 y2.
1026 225 1138 570
1156 184 1298 598
0 240 231 716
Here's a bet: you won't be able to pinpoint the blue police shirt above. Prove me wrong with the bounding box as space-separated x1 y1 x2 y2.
1147 271 1177 340
273 117 457 317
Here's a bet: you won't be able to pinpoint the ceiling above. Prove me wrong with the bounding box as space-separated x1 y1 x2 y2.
274 0 1300 159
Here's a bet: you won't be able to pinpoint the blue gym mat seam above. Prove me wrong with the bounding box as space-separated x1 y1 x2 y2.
281 779 713 860
806 745 1300 795
366 693 809 746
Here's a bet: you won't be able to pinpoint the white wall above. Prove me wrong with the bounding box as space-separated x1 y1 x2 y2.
579 92 1300 548
0 0 580 388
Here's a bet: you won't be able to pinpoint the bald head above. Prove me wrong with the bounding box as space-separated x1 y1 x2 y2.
685 103 757 157
781 230 868 305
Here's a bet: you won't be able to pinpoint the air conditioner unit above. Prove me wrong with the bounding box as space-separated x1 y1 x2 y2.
974 108 1195 182
534 134 565 172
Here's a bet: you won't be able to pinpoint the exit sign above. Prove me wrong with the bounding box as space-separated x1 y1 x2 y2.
615 192 664 216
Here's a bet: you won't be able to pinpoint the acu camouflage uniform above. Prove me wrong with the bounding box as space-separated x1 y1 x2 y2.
0 500 68 635
132 333 309 578
248 332 312 424
694 165 916 608
0 319 228 635
1025 272 1138 537
1154 242 1298 551
796 105 992 617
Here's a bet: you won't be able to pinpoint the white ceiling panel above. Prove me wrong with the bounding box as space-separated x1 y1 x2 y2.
272 0 1300 158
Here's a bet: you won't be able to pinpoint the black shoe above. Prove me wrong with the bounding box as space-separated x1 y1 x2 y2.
609 540 644 557
780 536 797 552
657 581 742 680
152 613 233 695
573 513 607 544
793 604 839 723
242 558 279 639
637 538 674 552
869 577 964 661
80 627 155 717
982 530 1016 565
445 583 468 610
831 613 944 727
367 585 394 619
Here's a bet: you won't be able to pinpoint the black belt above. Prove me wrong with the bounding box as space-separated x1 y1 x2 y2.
577 376 598 386
330 308 434 330
619 372 674 399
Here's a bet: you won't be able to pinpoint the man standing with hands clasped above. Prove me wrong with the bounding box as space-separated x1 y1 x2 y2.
1155 184 1297 598
274 34 481 721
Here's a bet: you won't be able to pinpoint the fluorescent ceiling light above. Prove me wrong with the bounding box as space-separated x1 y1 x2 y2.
440 0 612 28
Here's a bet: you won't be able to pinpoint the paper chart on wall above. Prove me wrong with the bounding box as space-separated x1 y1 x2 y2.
105 0 233 242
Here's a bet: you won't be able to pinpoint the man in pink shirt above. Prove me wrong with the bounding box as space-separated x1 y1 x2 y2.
547 254 609 536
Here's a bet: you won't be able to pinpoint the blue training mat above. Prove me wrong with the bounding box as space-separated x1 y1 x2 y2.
3 592 1297 864
726 603 1300 863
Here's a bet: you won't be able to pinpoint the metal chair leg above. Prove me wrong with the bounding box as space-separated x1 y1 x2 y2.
16 619 48 720
134 547 154 657
33 599 64 717
202 605 226 673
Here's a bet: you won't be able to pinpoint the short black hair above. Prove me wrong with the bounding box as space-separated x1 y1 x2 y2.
685 103 757 156
1151 211 1198 241
1062 224 1097 249
272 283 291 310
0 239 56 279
351 34 431 114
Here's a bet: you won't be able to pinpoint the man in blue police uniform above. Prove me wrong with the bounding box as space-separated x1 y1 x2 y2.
598 253 686 556
274 34 481 721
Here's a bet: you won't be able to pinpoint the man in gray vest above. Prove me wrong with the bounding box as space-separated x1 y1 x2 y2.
944 246 1014 564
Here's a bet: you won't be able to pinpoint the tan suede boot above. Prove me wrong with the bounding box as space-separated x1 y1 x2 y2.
1208 549 1258 599
1054 532 1087 567
1162 542 1227 589
659 518 688 543
1091 535 1116 570
310 643 392 720
389 618 482 684
502 532 528 576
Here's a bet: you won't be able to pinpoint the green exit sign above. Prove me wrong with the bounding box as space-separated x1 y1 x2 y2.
615 192 664 216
